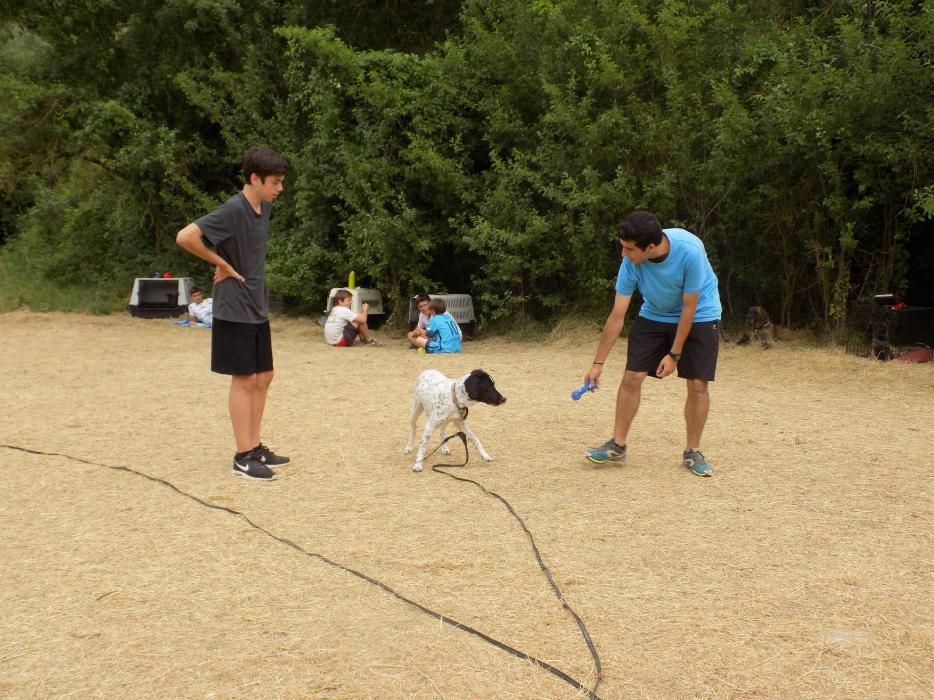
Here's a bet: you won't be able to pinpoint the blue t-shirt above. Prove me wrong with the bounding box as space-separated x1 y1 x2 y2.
615 228 721 322
426 312 462 353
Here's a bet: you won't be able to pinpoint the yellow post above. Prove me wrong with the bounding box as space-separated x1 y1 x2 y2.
348 270 356 288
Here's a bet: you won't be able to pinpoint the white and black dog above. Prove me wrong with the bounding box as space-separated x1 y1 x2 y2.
405 369 506 472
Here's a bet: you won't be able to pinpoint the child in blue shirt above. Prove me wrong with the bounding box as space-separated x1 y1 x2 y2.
414 298 462 353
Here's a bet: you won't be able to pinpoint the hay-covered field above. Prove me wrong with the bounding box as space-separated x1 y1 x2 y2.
1 310 931 699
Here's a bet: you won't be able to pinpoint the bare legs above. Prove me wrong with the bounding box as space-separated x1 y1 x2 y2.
613 371 710 451
613 370 646 446
355 321 375 343
229 370 274 452
684 378 709 451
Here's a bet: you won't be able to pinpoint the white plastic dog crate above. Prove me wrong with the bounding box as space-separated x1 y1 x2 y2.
323 287 386 329
128 277 193 318
408 293 476 339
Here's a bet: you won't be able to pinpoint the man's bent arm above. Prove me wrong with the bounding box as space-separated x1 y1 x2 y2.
176 223 243 282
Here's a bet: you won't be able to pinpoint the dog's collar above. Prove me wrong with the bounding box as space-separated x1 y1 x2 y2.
451 384 468 419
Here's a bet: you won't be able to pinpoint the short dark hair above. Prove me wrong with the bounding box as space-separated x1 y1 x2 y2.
191 286 202 295
429 298 447 314
335 289 353 303
415 293 432 305
619 211 663 250
242 147 289 185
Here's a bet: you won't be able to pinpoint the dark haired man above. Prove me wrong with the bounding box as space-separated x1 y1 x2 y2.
582 211 722 476
176 147 290 481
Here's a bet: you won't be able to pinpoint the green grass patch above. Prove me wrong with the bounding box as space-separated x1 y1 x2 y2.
0 251 125 314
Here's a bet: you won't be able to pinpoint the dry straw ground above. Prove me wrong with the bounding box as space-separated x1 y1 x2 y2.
0 310 931 699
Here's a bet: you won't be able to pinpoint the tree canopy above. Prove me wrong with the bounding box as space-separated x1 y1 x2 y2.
2 0 932 331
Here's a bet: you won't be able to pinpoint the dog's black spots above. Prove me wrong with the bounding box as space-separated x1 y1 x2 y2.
465 369 507 406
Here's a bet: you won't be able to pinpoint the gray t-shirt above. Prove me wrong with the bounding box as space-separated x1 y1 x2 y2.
196 193 272 323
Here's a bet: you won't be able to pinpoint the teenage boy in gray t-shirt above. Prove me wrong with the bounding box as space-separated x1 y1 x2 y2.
176 147 290 481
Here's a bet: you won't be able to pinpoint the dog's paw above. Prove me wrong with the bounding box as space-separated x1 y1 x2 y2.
411 463 423 473
480 453 494 462
403 445 413 454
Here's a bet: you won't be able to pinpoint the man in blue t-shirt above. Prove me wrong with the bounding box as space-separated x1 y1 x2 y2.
581 211 722 477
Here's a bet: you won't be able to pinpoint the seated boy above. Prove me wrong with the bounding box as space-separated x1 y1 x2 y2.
413 298 462 353
187 287 213 326
406 293 433 348
324 289 381 346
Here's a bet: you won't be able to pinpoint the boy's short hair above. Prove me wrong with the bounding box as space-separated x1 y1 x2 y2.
334 289 353 303
243 147 289 185
619 211 664 250
429 298 447 314
415 293 432 306
191 286 202 295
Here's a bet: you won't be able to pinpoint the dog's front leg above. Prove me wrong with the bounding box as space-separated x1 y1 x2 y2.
439 419 454 455
460 421 493 462
412 417 439 472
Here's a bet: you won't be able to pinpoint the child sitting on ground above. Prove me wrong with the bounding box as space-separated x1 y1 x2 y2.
187 287 213 326
406 293 433 348
324 289 382 346
413 298 462 354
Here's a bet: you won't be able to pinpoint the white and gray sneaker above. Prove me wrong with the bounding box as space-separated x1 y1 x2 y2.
232 453 276 480
682 449 713 477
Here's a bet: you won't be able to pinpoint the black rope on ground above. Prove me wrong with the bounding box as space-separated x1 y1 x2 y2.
1 443 600 699
430 433 603 700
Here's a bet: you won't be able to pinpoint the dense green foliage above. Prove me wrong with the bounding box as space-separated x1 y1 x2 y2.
2 0 932 332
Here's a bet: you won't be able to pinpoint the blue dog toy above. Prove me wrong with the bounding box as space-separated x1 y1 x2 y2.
571 381 597 400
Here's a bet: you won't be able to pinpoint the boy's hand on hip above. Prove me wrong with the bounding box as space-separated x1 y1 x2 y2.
214 263 244 284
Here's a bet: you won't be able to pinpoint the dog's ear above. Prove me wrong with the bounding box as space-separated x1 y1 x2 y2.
464 370 484 398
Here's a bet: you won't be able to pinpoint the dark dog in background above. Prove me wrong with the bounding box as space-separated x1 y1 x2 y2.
735 306 779 348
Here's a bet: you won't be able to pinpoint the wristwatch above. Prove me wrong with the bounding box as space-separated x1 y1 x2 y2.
668 351 682 361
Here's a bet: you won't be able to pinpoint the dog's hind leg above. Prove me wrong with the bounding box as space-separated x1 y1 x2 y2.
458 420 493 462
404 396 423 455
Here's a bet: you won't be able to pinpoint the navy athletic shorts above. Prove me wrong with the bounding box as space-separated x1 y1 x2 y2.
211 318 273 375
626 316 720 380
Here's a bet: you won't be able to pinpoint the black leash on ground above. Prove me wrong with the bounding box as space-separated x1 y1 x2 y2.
430 432 603 700
1 443 601 700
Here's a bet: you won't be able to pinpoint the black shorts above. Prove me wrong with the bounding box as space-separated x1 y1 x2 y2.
626 316 720 380
211 319 273 375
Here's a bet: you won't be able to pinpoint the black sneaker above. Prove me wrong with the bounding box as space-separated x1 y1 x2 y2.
255 443 290 467
232 454 276 480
